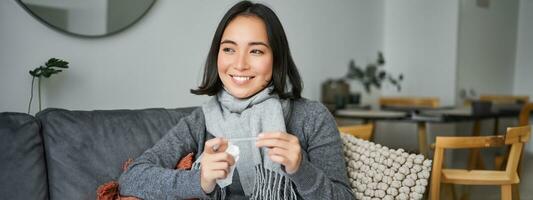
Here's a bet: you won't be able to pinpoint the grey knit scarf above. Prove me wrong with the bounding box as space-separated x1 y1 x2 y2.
200 86 298 200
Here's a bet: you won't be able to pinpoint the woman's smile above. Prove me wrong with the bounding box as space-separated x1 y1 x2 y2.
230 74 255 85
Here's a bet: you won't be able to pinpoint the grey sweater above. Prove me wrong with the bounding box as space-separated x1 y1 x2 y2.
118 99 354 200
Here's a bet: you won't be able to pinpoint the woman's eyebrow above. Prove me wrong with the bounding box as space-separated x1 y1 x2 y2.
220 40 237 45
249 42 269 48
220 40 270 48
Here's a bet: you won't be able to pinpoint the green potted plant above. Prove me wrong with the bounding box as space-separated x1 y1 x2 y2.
28 58 69 114
344 52 403 106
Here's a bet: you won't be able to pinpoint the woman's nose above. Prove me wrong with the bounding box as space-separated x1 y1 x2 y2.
233 53 250 70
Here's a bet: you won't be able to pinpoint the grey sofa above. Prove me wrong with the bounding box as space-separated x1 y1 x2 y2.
0 107 196 200
1 107 432 200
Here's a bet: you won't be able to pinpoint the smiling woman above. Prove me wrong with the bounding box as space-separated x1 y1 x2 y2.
17 0 155 37
118 1 353 199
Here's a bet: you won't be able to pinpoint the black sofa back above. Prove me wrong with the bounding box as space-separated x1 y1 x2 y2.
1 107 196 200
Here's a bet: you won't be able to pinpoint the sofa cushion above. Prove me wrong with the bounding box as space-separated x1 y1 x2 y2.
0 112 48 200
36 107 196 200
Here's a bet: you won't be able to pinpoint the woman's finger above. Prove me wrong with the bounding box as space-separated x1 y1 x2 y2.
208 152 236 166
206 162 231 173
268 150 302 174
204 169 229 180
268 147 299 163
204 137 228 153
258 132 294 142
268 154 289 166
267 147 289 157
255 138 291 149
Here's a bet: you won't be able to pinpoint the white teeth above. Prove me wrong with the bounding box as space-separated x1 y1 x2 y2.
231 75 252 81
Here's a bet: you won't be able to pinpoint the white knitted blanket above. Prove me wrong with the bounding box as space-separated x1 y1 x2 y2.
341 134 432 200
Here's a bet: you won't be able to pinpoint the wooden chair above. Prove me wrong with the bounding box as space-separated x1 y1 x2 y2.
379 96 440 156
479 95 529 105
493 103 533 199
338 123 374 141
496 103 533 168
463 96 529 172
430 125 531 200
379 96 440 108
518 103 533 126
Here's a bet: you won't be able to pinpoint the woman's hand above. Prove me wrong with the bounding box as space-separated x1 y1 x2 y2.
255 132 302 174
200 138 235 193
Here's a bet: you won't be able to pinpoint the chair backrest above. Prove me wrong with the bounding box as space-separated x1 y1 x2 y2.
480 95 529 104
379 96 440 108
519 103 533 126
504 126 531 176
338 123 374 140
497 103 533 177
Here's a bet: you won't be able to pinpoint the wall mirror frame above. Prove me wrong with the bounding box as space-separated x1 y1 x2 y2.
17 0 157 38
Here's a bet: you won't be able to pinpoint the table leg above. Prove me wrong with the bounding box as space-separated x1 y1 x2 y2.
369 121 376 141
493 117 500 135
417 122 428 157
468 120 485 170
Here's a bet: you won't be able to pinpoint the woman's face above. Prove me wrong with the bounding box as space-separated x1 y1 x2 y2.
217 15 273 99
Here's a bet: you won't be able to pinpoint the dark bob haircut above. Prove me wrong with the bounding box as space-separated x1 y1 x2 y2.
190 1 303 99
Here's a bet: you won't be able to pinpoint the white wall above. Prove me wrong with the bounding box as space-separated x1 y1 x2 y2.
514 0 533 99
0 0 384 113
373 0 459 151
514 0 533 153
382 0 459 106
456 0 519 103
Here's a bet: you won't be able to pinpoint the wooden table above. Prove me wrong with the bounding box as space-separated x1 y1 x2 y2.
335 106 521 158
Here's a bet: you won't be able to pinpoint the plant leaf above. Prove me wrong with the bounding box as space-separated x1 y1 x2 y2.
46 58 69 69
377 51 385 65
378 71 386 80
363 83 371 93
371 77 381 89
365 64 377 78
347 59 364 79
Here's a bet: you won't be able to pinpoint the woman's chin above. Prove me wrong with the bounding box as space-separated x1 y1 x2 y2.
227 89 260 99
231 92 252 99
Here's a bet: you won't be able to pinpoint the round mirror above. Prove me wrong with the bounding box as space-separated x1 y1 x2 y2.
17 0 156 37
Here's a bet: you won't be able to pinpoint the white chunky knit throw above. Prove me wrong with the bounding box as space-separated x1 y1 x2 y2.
340 134 432 200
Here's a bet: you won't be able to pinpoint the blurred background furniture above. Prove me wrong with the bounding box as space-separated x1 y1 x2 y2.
379 96 440 156
430 125 531 200
494 103 533 200
478 95 529 136
336 96 524 157
379 96 440 109
338 123 374 140
479 95 530 105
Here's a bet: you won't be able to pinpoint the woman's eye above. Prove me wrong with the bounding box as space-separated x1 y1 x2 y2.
250 49 264 55
222 47 235 53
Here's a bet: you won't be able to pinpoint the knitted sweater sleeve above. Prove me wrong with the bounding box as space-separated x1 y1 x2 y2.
118 109 211 200
286 102 355 200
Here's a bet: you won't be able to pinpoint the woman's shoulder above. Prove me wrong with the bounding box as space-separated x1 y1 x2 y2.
290 98 330 116
178 107 206 128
